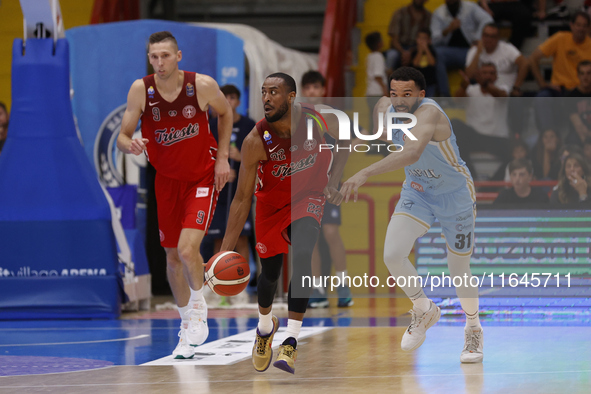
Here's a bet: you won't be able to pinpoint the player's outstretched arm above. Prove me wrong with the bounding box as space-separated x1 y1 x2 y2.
117 80 147 155
340 104 441 202
196 74 232 191
220 128 266 251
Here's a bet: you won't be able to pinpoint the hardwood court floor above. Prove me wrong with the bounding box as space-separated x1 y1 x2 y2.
0 297 590 393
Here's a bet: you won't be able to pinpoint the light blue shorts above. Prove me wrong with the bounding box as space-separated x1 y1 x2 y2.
393 185 476 255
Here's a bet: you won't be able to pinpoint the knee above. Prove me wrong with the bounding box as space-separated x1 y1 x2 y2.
322 225 341 243
383 245 407 267
166 250 183 271
177 244 196 265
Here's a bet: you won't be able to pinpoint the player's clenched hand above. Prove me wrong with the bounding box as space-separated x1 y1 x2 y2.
214 158 231 191
129 138 149 155
340 171 368 203
324 186 343 206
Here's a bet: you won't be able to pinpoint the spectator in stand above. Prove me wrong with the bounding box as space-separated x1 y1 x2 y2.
431 0 493 97
465 23 529 96
410 29 438 97
365 32 388 134
584 136 591 164
565 60 591 144
478 0 533 49
453 62 510 178
0 101 8 154
491 138 530 181
385 0 432 72
532 129 563 180
530 12 591 137
550 153 591 204
494 158 550 204
558 144 584 165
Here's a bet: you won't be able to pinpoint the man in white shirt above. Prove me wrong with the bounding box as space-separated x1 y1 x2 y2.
453 62 511 178
465 23 528 95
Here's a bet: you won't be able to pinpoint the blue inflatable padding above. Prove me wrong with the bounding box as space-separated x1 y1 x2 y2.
0 38 122 319
124 229 149 276
107 185 137 230
0 276 122 319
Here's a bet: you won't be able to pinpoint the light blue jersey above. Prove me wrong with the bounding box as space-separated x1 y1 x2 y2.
390 98 476 255
389 98 475 198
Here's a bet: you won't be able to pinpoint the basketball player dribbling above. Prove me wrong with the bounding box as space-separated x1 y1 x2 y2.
117 31 232 359
221 73 348 374
341 67 484 363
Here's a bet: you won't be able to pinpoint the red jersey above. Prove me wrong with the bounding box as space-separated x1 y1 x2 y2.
140 71 217 183
255 106 333 210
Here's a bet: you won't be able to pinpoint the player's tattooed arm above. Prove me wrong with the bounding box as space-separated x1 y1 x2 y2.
117 79 148 155
220 128 266 251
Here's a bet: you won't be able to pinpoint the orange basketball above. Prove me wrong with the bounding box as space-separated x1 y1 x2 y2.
204 251 250 296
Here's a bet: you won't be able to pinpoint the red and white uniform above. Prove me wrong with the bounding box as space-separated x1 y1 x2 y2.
254 106 333 258
141 71 218 247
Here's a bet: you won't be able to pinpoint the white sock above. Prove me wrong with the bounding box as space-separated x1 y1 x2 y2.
178 304 191 328
412 295 431 315
258 311 274 336
465 310 482 330
284 319 303 341
189 287 204 307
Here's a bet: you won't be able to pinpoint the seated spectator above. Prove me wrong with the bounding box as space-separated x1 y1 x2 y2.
385 0 432 72
494 158 550 203
0 101 8 154
491 138 530 181
453 62 510 178
465 23 528 95
584 136 591 164
550 153 591 204
565 60 591 145
410 29 438 97
431 0 493 97
531 12 591 137
478 0 533 49
532 129 563 180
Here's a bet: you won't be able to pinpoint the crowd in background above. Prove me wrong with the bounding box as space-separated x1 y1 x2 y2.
364 0 591 204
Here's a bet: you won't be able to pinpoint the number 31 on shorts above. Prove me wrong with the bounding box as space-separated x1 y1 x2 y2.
455 232 472 250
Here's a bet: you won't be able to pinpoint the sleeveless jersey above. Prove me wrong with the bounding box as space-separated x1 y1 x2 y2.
389 98 475 196
255 106 333 210
140 71 217 183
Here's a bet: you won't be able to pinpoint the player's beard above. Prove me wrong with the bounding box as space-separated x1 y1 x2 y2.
265 101 289 123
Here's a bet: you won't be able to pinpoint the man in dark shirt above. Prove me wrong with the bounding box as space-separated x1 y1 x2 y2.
494 158 549 204
565 61 591 145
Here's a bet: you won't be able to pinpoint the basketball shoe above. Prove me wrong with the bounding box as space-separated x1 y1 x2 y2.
172 328 194 359
185 300 209 346
252 315 279 372
460 326 484 363
401 300 441 351
273 337 298 374
337 284 354 307
308 289 329 308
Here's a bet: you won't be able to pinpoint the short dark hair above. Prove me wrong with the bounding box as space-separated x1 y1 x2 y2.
416 28 431 38
0 101 6 114
389 67 427 91
509 158 533 174
149 31 178 49
301 71 325 87
571 10 591 25
221 84 240 99
483 22 500 32
577 60 591 73
365 32 382 51
266 72 297 94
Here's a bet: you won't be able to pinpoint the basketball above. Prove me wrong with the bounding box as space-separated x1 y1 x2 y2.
204 251 250 296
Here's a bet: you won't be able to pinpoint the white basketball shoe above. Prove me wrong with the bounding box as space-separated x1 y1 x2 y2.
460 326 484 363
185 299 209 346
172 328 194 359
401 300 441 351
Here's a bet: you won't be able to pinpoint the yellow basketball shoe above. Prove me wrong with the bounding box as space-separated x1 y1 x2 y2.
252 315 279 372
273 337 298 374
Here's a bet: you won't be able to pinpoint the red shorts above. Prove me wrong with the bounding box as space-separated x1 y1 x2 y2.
254 195 325 258
155 173 219 248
